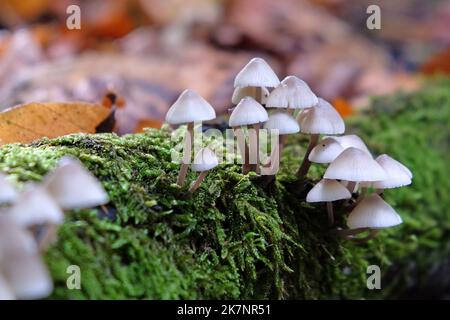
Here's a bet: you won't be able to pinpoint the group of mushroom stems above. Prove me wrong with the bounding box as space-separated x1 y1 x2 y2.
0 157 109 299
166 57 413 241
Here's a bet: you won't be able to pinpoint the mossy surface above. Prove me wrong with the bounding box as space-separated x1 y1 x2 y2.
0 78 449 299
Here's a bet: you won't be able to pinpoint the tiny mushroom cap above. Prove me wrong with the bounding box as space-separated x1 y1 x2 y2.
362 154 412 189
0 173 18 204
191 148 219 172
232 86 270 105
298 98 345 135
264 113 300 135
266 76 318 109
234 57 280 88
7 185 64 227
306 179 351 203
165 89 216 125
0 273 14 300
347 193 403 229
44 156 109 210
324 147 387 182
327 134 371 155
229 97 269 127
308 137 344 163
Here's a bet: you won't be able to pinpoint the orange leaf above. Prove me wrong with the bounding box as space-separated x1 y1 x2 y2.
332 97 353 117
134 118 163 133
0 102 111 145
421 48 450 75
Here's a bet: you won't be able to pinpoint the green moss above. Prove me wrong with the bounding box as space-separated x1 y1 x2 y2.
0 78 449 299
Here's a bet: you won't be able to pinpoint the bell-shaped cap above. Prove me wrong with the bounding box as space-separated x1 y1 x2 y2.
266 76 318 109
234 57 280 88
229 97 268 127
0 173 18 204
298 98 345 134
328 135 371 155
165 89 216 125
0 274 14 300
44 157 109 209
232 86 269 104
309 137 344 163
306 179 351 203
191 148 219 172
362 154 412 189
347 194 403 229
324 147 387 182
264 113 300 135
8 185 64 227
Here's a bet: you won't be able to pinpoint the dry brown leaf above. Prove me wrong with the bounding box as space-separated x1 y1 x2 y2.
0 101 111 145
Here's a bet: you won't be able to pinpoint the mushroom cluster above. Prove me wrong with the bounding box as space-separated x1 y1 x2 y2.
0 156 108 299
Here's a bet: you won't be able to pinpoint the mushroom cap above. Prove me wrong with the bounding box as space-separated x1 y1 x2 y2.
232 86 269 105
266 76 318 109
165 89 216 125
362 154 412 189
0 273 14 300
324 147 387 182
234 57 280 88
264 113 300 135
229 97 268 127
0 173 18 204
297 98 345 134
347 193 403 229
191 148 219 172
306 179 351 203
308 137 344 163
327 134 371 155
7 185 64 227
44 156 109 209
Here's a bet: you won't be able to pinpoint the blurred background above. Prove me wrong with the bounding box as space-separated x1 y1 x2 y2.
0 0 449 134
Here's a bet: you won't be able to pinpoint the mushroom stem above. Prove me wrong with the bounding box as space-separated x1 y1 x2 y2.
356 187 367 204
296 133 320 178
346 181 357 194
188 171 208 193
177 122 194 186
36 225 58 252
250 123 261 173
352 229 379 243
335 227 370 238
326 202 334 226
233 126 250 174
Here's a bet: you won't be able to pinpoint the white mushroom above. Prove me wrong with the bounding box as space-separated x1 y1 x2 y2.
189 148 219 193
234 57 280 104
0 173 18 204
266 75 318 110
44 156 108 209
296 98 345 178
0 273 14 300
166 89 216 186
229 97 268 174
308 137 344 164
232 86 269 105
326 134 371 155
306 179 351 225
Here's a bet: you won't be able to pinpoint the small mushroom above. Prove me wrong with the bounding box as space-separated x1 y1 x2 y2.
234 57 280 104
165 89 216 186
232 86 270 105
188 148 218 193
308 137 344 164
306 179 351 225
326 134 371 155
44 156 109 209
296 98 345 178
346 193 403 241
263 112 299 171
324 147 387 193
229 97 268 174
361 154 412 193
266 75 318 114
0 173 18 204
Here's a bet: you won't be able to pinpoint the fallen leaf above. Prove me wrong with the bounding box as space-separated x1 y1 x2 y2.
421 48 450 75
0 102 111 145
134 118 163 133
332 97 353 117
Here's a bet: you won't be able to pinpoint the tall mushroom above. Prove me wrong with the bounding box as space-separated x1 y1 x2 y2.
263 112 300 171
296 98 345 178
346 193 403 241
0 173 18 204
165 89 216 186
229 97 268 174
266 75 318 115
306 179 351 225
308 137 344 164
189 147 218 193
234 57 280 105
232 86 270 105
326 134 371 155
324 147 387 194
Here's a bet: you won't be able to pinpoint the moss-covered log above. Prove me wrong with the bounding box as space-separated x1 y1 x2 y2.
0 79 449 299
